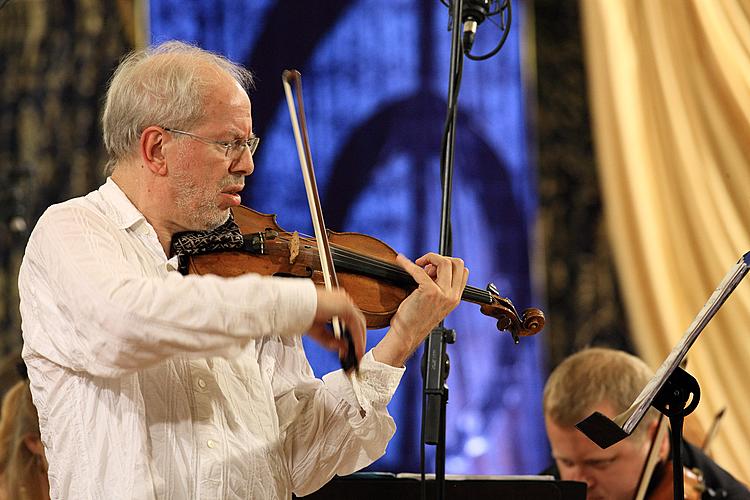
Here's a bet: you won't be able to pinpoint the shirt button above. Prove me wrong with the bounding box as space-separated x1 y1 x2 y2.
207 439 216 449
197 378 207 389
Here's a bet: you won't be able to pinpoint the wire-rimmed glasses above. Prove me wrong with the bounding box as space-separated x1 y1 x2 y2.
163 127 259 160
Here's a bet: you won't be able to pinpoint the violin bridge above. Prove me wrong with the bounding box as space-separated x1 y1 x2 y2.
288 231 300 264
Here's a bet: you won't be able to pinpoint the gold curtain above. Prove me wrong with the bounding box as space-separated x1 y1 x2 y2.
580 0 750 483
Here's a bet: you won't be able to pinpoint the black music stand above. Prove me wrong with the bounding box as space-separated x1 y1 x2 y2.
576 252 750 500
294 473 586 500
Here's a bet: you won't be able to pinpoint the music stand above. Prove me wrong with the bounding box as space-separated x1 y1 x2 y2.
576 252 750 500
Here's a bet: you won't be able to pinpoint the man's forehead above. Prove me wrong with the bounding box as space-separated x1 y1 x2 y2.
553 445 618 462
201 79 252 131
552 428 641 464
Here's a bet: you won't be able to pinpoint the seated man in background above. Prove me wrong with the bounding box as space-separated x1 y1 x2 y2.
543 347 749 499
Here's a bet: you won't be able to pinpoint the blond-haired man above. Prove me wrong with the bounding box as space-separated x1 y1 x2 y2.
543 348 749 500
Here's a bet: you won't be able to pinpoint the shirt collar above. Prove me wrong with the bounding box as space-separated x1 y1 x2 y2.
99 177 147 230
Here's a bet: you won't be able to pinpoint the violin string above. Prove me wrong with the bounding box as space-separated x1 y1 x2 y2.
274 234 403 277
270 234 492 304
279 235 406 281
324 239 489 300
331 247 492 303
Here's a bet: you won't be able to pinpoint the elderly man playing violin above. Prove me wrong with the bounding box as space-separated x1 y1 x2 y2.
543 347 749 500
18 41 468 500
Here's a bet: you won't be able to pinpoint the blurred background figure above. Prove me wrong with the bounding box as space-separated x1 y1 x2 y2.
0 366 49 500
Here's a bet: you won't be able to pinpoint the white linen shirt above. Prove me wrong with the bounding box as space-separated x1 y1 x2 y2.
18 178 404 500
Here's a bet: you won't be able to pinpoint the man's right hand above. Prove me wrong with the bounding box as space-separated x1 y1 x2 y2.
307 288 366 366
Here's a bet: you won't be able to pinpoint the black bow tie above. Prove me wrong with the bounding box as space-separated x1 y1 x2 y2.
170 213 244 257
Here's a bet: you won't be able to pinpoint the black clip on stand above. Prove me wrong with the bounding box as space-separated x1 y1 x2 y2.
650 366 701 500
423 326 456 449
422 327 455 492
420 325 454 500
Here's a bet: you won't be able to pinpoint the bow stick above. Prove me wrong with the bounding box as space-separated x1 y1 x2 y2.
282 69 359 373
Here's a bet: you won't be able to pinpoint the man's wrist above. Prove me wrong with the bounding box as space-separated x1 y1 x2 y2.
372 328 416 367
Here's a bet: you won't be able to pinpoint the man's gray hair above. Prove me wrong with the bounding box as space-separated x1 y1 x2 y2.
101 41 254 175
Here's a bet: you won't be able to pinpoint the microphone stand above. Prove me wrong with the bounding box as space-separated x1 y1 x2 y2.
420 1 464 499
421 2 513 498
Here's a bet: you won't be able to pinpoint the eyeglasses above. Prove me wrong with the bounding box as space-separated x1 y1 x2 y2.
163 127 260 160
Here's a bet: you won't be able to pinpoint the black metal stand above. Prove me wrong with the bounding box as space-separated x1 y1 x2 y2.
420 1 463 499
421 2 512 499
422 327 455 500
650 366 701 500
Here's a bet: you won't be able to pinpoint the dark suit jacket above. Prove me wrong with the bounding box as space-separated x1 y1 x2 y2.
543 440 750 499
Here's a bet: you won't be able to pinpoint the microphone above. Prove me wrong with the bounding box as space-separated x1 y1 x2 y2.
462 0 491 53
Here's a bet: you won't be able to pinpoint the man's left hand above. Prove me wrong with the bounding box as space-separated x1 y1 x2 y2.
372 252 468 367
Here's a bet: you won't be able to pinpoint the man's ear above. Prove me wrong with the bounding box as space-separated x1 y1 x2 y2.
140 126 169 176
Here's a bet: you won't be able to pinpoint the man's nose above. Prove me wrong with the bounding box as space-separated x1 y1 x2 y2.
568 466 595 488
231 149 254 176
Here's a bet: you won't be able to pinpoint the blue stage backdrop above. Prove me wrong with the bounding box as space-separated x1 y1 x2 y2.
150 0 548 475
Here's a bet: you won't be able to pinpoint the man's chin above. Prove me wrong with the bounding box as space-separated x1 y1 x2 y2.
206 209 231 230
187 209 230 232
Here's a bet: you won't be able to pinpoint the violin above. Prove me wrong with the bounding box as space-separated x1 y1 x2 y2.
646 460 705 500
178 205 545 341
634 414 707 500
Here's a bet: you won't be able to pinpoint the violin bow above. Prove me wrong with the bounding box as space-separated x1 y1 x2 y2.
282 69 359 374
701 406 726 456
633 414 669 500
633 356 693 500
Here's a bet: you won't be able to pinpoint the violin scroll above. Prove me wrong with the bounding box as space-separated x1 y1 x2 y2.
480 283 545 342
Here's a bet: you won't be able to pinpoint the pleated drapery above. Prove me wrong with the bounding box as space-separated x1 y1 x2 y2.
581 0 750 483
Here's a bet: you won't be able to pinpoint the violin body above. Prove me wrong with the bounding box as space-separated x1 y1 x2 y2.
184 205 544 338
647 461 705 500
187 205 410 329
